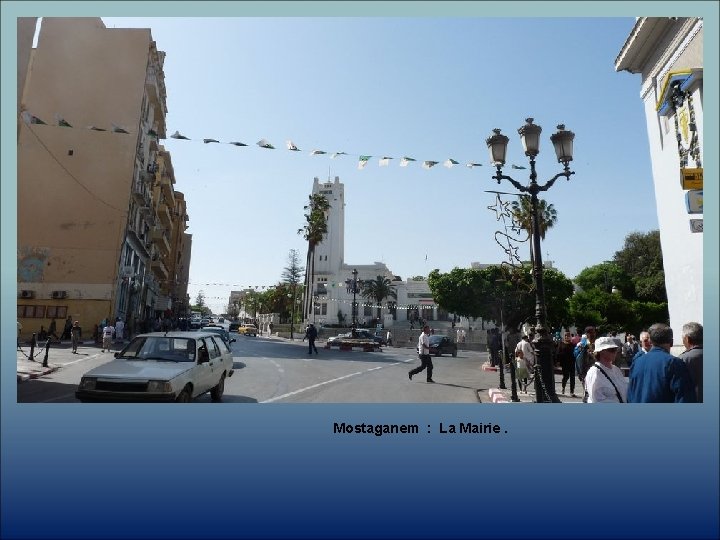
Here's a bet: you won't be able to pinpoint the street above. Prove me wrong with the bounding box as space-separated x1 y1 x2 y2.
17 335 503 403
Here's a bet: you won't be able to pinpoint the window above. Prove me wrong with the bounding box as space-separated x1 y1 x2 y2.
18 305 46 318
46 306 67 319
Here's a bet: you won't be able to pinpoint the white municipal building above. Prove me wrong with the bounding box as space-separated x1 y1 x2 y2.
305 176 448 328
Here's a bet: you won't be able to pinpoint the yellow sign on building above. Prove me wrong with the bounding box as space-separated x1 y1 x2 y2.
681 168 703 190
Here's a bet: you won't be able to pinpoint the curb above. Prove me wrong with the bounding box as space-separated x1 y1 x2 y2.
487 388 509 403
17 365 60 383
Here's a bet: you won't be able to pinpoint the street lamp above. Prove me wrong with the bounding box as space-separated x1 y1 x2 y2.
494 280 507 390
486 118 575 403
344 269 364 331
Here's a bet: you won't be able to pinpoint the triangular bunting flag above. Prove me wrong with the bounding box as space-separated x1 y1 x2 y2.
203 138 220 144
400 157 416 167
55 114 72 128
112 124 130 134
88 125 107 132
511 164 527 170
331 151 347 158
422 160 439 170
229 141 247 146
286 140 300 151
443 158 459 168
171 130 189 140
311 149 327 156
257 139 275 149
358 155 371 170
379 157 393 167
466 162 483 168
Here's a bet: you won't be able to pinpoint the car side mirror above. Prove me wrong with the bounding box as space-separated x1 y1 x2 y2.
230 338 236 343
114 352 120 358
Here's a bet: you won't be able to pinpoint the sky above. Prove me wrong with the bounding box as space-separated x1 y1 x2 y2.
92 14 658 314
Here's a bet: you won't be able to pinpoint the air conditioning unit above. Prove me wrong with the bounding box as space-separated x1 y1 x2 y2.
52 290 68 299
20 290 35 299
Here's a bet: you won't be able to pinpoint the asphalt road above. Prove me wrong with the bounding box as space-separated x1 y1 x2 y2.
16 335 499 403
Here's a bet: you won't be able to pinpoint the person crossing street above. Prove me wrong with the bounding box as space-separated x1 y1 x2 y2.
409 325 435 383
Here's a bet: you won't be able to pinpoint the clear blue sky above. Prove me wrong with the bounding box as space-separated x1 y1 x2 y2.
96 15 657 314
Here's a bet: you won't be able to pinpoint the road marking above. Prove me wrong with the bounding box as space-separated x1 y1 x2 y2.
260 370 364 403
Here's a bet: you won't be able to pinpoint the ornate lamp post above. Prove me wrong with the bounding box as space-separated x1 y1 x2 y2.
344 269 364 331
486 118 575 403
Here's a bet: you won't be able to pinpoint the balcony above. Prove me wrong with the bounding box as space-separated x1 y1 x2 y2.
157 202 172 228
131 183 148 205
158 174 175 207
150 257 168 280
151 229 171 256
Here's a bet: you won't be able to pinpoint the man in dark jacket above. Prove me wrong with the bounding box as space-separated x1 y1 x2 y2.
679 322 703 402
627 323 696 403
305 323 319 355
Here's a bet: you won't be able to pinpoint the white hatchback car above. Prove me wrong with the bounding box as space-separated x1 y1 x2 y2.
75 331 235 403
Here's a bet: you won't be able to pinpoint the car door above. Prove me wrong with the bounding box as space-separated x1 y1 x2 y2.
206 336 226 386
194 337 216 395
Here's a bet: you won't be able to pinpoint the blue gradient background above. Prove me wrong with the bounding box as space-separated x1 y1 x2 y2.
2 2 718 539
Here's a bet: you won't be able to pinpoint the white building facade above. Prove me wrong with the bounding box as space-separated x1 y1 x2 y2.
615 17 704 345
305 177 441 327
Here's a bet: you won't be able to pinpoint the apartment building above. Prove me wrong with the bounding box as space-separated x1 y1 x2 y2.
615 17 704 343
17 17 191 339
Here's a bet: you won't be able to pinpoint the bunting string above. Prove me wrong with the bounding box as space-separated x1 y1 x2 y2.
20 110 529 171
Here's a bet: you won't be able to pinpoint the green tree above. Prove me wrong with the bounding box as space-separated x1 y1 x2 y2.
361 275 398 320
281 249 305 325
613 230 667 303
510 196 558 265
575 262 633 297
298 194 330 320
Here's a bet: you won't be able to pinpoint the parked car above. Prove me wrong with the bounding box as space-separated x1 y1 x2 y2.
189 318 202 330
228 322 240 332
238 323 258 337
200 325 235 346
75 331 234 403
428 335 457 357
327 329 385 346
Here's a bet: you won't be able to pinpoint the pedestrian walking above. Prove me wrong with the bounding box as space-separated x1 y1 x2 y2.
622 333 640 368
679 322 703 403
386 330 393 346
70 320 82 353
488 328 502 367
304 323 319 354
627 323 696 403
409 325 434 383
47 318 60 342
557 331 577 397
574 326 598 402
60 316 73 341
101 321 115 353
584 337 628 403
515 333 535 393
115 318 125 343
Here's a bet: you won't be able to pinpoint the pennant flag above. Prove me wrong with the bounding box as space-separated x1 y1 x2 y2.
466 162 483 168
229 141 247 146
171 130 189 139
88 125 107 132
379 156 393 167
55 114 72 128
443 158 459 168
400 156 416 167
331 151 347 158
203 138 220 144
257 139 275 149
22 111 47 125
358 155 371 170
422 160 439 170
310 149 327 156
511 164 527 170
286 140 300 151
112 124 130 134
147 129 158 138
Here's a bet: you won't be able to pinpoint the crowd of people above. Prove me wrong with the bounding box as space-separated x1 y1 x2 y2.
509 322 703 403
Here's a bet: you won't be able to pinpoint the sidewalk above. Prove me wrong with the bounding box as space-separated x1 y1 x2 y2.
16 340 109 382
481 361 586 404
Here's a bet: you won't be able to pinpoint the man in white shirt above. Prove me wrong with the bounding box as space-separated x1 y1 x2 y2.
101 323 115 353
585 336 628 403
409 325 434 383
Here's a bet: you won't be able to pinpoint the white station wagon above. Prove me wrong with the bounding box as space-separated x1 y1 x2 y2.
75 331 235 403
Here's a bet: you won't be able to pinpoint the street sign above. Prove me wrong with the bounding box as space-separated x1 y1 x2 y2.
681 167 703 190
689 219 703 233
685 190 703 214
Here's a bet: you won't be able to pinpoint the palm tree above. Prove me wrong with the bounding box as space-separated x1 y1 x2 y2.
510 195 558 266
298 194 330 322
361 276 398 321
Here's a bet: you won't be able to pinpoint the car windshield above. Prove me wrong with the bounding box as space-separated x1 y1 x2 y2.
429 336 446 345
116 337 196 362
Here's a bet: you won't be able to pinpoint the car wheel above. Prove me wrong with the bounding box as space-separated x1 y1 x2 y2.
210 374 226 402
452 350 457 357
434 351 441 357
176 386 192 403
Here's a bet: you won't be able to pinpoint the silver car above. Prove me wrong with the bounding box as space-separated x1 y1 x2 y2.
75 332 235 403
